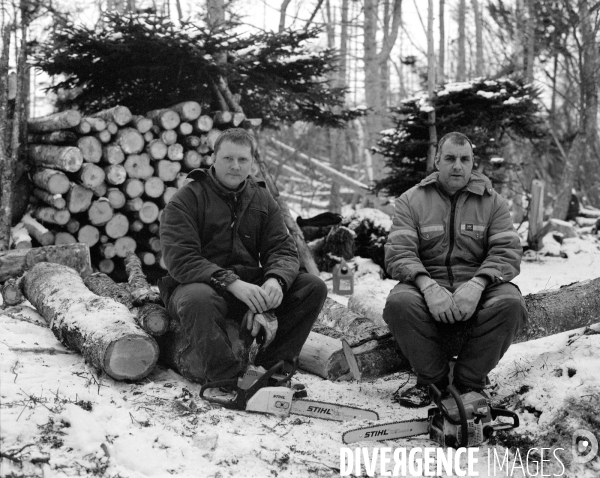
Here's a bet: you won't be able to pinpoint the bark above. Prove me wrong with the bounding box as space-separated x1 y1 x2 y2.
28 131 77 144
27 110 81 133
471 0 484 77
91 105 132 126
0 242 92 282
22 262 158 381
28 145 83 173
2 277 24 306
83 272 134 310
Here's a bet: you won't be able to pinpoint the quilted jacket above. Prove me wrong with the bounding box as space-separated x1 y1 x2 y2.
385 171 522 289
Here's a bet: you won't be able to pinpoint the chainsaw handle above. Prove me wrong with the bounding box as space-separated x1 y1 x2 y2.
490 407 519 431
270 357 299 387
434 384 469 448
199 379 245 409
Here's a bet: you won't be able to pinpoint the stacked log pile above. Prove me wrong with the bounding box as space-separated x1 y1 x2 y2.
18 103 260 279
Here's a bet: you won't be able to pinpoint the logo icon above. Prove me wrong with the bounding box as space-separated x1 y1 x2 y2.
572 429 598 464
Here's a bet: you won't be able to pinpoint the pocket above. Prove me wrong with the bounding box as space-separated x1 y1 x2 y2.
460 223 487 240
419 224 445 240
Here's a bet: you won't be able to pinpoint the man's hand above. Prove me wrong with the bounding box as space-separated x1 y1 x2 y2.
243 309 278 348
226 280 271 313
419 278 461 324
452 278 485 321
261 277 283 310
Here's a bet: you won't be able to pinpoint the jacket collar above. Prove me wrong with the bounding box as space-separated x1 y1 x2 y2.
187 167 251 198
418 171 493 196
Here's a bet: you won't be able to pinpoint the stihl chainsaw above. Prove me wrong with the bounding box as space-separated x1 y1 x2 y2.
343 384 519 448
200 358 379 422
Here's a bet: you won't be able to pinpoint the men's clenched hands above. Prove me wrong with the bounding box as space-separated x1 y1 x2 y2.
261 277 284 310
421 281 461 324
452 278 485 321
243 309 278 347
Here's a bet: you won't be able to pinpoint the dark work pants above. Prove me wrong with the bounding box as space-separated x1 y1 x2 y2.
166 273 328 382
383 282 527 389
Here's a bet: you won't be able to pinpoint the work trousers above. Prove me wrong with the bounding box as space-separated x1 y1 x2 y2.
383 281 527 389
166 273 328 383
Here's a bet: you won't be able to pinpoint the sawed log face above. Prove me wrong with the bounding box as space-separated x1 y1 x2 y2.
23 262 158 381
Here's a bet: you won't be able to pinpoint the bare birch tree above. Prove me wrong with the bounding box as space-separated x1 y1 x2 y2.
456 0 466 81
471 0 483 77
438 0 445 83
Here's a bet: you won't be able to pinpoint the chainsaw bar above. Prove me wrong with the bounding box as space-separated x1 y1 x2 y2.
291 399 379 422
342 418 429 444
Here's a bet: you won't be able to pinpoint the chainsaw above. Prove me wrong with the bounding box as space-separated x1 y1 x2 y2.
200 358 379 422
343 384 519 448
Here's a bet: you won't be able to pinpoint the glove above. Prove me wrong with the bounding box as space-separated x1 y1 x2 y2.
452 278 485 321
422 281 461 324
244 310 278 348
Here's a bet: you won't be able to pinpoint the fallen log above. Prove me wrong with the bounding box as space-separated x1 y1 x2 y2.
0 243 92 282
31 168 70 195
21 214 54 246
29 145 83 173
91 105 132 126
83 272 134 309
1 277 24 306
298 330 350 380
124 252 160 305
28 110 81 133
23 262 158 381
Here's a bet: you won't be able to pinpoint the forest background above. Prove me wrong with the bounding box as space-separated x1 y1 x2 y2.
1 0 599 245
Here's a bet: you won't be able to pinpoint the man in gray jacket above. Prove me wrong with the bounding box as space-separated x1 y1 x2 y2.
384 132 527 407
159 128 327 385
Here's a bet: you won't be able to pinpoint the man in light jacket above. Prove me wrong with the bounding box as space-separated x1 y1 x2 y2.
159 128 327 385
384 132 527 407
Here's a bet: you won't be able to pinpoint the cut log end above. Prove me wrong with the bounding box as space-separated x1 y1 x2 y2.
104 335 159 381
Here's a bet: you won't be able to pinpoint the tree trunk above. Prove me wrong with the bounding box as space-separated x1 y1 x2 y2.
471 0 484 77
438 0 445 83
0 25 11 251
456 0 466 81
426 0 437 172
22 262 158 381
0 242 92 282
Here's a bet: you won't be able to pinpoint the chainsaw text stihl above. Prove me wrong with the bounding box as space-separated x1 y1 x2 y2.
200 358 379 422
343 384 519 448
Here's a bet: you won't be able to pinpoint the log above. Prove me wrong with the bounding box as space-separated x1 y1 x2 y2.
0 243 92 282
175 173 192 189
159 129 177 146
76 163 106 189
177 122 193 136
106 122 118 135
136 303 171 336
143 131 153 142
66 184 94 214
242 118 263 129
91 105 132 126
170 101 201 121
213 110 233 125
298 331 349 380
146 139 168 160
167 143 184 161
83 117 107 132
28 130 78 144
22 262 158 381
160 187 178 207
137 251 156 266
74 120 92 135
31 168 70 195
54 231 77 245
77 136 102 163
156 160 181 182
115 236 137 257
123 154 154 180
183 150 202 170
1 277 24 306
131 115 153 134
148 223 160 235
194 115 213 134
98 259 115 274
33 188 66 210
124 197 143 212
102 144 125 165
232 112 246 127
90 182 108 198
137 201 160 224
185 135 202 149
10 223 32 249
77 225 100 248
95 130 112 143
144 177 165 198
88 199 114 226
65 218 80 235
105 213 129 239
28 110 81 133
29 145 83 173
100 243 117 259
206 128 222 149
83 272 134 310
122 178 145 199
104 165 127 185
34 207 70 226
146 108 180 130
143 236 161 252
106 188 126 209
21 214 54 246
129 220 144 233
115 128 145 154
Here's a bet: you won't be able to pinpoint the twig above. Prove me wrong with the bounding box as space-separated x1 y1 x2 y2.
11 359 19 383
9 346 72 355
0 443 34 463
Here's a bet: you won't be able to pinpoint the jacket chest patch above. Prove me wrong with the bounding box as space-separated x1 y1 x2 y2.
465 224 473 231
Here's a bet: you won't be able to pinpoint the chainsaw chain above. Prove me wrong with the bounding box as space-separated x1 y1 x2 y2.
293 398 379 423
342 418 429 444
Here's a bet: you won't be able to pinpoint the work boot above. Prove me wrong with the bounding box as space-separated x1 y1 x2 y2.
454 382 490 400
394 383 432 408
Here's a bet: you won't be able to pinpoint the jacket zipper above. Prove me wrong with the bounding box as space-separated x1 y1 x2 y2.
444 194 460 287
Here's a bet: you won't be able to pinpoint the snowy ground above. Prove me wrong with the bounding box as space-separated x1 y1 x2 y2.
1 230 600 477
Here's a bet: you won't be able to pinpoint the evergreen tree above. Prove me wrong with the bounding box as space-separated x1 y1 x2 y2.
374 78 546 197
33 13 363 128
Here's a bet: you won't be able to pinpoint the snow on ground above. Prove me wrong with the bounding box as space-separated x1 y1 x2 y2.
1 234 600 477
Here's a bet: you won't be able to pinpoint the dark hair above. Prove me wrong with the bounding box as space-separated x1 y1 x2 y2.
435 132 473 162
213 128 256 158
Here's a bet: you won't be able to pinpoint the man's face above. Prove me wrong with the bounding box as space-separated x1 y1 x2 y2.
213 140 254 190
435 141 473 195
